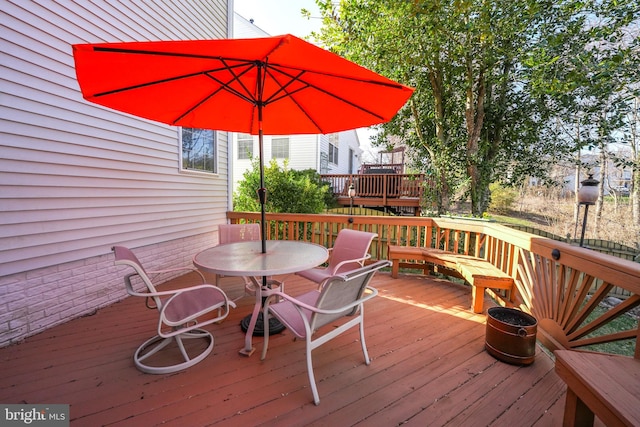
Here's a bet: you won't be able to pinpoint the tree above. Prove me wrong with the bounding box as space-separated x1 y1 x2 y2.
527 2 639 238
313 0 638 217
233 158 331 213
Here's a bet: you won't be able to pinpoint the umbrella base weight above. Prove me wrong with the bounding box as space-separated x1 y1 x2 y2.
240 313 286 336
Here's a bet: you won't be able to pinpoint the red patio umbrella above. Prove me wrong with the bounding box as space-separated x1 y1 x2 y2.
72 34 414 253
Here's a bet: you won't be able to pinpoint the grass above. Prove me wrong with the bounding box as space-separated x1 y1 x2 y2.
581 305 637 357
487 213 534 227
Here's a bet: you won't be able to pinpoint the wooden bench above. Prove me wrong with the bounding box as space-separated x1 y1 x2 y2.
554 349 640 427
388 245 514 313
389 246 427 278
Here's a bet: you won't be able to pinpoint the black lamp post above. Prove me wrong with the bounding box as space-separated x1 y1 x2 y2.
578 174 599 247
348 183 356 216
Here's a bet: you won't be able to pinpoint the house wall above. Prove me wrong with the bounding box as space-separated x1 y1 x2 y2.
231 133 320 193
230 130 362 194
0 0 232 347
332 130 363 174
234 12 269 38
322 130 363 174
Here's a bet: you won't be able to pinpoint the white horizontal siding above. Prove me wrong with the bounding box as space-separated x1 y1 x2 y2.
0 0 232 346
333 129 362 174
1 0 230 275
1 0 232 346
234 12 269 39
286 134 319 170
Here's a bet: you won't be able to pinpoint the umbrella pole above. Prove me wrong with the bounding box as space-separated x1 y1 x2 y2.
258 128 267 255
256 63 267 256
241 101 285 339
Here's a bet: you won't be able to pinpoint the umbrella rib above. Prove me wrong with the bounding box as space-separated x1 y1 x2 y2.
90 63 253 98
265 65 388 122
262 69 309 104
93 46 260 63
172 86 228 125
269 61 408 90
173 61 260 125
261 68 325 131
208 59 258 104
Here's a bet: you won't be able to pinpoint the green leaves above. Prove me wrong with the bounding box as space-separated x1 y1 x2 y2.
314 0 638 216
233 158 330 214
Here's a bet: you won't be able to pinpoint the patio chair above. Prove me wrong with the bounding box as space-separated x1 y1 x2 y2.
218 222 261 246
261 260 391 405
217 223 282 298
113 246 233 374
296 229 377 285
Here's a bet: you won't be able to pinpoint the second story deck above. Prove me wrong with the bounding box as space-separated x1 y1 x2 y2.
321 173 430 216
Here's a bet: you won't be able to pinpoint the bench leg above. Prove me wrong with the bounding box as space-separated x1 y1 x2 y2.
391 259 399 279
472 286 485 313
562 388 594 427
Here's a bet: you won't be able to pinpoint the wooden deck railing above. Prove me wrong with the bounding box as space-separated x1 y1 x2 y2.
227 211 640 357
321 173 428 199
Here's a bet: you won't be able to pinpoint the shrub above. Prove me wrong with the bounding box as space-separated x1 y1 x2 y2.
233 158 329 213
488 182 517 214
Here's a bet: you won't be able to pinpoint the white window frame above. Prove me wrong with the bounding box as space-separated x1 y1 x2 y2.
271 137 290 159
328 133 340 164
180 127 218 175
237 133 254 159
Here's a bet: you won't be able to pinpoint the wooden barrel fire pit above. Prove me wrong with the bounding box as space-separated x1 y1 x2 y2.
485 307 537 365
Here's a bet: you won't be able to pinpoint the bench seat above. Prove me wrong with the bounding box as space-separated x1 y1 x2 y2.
554 350 640 427
388 245 514 313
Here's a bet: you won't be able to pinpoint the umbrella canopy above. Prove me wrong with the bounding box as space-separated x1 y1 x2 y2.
73 34 414 253
73 34 414 135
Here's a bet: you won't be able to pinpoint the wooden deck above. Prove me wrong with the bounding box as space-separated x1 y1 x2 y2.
0 271 571 426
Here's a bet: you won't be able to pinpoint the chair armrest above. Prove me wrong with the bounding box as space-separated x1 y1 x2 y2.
147 267 206 283
124 274 230 303
331 254 371 275
265 287 378 315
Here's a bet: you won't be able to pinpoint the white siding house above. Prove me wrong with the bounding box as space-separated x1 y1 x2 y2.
0 0 233 347
230 13 363 193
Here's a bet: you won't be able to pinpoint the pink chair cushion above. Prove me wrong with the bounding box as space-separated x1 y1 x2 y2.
164 287 226 324
268 291 320 338
296 229 376 284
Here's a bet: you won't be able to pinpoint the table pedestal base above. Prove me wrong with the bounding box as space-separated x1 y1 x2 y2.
240 313 285 336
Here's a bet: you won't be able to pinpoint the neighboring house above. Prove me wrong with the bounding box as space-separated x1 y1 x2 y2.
0 0 233 347
230 13 363 193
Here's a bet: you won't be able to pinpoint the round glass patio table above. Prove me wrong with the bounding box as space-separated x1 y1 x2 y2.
193 240 329 356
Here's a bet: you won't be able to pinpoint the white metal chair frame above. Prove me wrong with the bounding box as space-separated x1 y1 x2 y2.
261 260 390 405
113 246 234 374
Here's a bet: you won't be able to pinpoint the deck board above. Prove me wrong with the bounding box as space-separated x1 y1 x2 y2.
0 271 567 426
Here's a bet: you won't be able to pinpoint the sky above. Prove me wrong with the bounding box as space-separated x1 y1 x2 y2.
233 0 379 162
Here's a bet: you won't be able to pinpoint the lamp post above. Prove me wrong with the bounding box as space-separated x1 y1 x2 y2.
348 183 356 216
577 174 599 247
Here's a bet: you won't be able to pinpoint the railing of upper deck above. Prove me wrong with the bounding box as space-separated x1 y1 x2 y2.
321 173 427 200
227 211 640 358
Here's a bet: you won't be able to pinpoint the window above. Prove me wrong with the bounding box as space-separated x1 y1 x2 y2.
328 133 339 164
181 128 217 173
271 137 289 159
237 133 254 159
